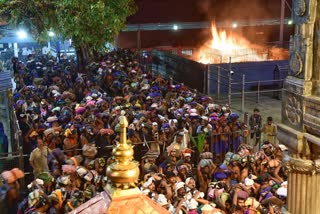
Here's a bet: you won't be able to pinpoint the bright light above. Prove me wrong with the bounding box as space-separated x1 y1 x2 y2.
17 30 27 39
48 31 55 37
173 24 179 31
288 20 293 25
232 23 238 28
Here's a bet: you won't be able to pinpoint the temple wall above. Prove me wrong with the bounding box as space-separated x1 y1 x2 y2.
278 0 320 213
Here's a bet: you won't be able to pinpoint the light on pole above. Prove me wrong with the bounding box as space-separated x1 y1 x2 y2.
48 31 55 50
48 31 55 37
16 30 27 57
232 23 238 28
17 30 27 39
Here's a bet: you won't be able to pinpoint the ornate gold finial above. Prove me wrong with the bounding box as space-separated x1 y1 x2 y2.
106 116 140 195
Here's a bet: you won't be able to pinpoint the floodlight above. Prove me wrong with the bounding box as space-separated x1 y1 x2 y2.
232 23 238 28
288 20 293 25
173 24 179 31
17 30 27 39
48 31 55 37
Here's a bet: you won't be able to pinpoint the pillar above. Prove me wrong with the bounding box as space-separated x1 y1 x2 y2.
286 157 320 214
13 43 18 57
277 0 320 213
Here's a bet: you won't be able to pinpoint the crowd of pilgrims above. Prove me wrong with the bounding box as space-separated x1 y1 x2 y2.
0 49 288 214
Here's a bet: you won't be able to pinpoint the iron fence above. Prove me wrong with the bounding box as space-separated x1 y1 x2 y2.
0 128 268 169
207 61 288 112
0 125 276 192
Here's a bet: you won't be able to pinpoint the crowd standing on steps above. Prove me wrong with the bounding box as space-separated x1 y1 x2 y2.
0 49 288 214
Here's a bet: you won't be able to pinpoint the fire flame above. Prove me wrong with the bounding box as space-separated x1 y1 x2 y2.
197 23 267 64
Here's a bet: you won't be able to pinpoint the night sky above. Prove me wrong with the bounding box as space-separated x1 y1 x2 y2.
119 0 293 48
128 0 291 23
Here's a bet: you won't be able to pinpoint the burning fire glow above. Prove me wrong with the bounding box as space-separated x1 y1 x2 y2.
196 23 286 64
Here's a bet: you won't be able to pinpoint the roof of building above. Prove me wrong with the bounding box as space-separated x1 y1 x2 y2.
69 190 169 214
107 192 169 214
0 36 35 43
0 72 12 92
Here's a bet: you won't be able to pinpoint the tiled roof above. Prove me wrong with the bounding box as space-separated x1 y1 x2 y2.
69 191 169 214
107 193 169 214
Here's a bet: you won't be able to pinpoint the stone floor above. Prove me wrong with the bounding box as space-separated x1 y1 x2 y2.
214 94 282 124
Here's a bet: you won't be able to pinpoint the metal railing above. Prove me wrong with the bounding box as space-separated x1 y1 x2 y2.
0 125 275 192
207 64 286 112
0 128 262 166
152 57 286 114
0 140 160 190
230 77 285 112
11 107 23 152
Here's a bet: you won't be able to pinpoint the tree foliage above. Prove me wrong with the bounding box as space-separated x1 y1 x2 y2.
0 0 137 54
57 0 136 53
0 0 57 41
